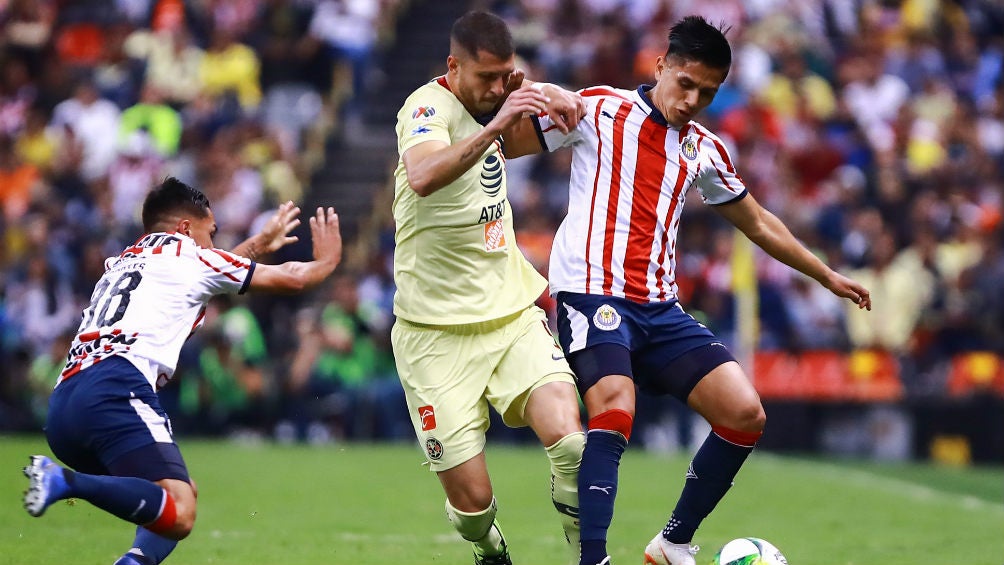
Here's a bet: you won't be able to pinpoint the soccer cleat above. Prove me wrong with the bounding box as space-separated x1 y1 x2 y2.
473 524 512 565
643 533 698 565
22 455 70 517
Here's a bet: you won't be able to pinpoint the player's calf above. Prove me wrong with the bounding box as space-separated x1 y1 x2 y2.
546 431 584 565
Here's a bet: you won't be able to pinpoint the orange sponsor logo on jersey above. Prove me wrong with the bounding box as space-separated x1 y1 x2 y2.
483 218 507 252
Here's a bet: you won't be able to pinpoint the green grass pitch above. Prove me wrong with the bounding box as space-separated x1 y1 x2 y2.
2 435 1001 564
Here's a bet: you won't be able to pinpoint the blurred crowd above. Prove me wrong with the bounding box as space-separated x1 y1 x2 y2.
3 0 1004 443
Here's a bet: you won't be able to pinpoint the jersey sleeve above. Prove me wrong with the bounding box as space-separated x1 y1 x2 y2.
397 91 453 154
533 112 583 152
195 248 257 295
695 134 748 205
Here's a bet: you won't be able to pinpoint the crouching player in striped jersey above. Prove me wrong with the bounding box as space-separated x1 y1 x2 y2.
22 177 342 565
532 16 873 565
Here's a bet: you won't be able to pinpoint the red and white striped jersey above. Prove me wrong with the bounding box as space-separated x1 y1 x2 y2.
539 85 747 303
58 232 256 390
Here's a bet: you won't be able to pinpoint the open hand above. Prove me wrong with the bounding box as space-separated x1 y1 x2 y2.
310 207 342 268
257 201 301 254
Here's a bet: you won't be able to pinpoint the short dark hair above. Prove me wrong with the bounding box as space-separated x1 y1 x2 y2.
666 15 732 71
142 177 211 231
450 11 513 60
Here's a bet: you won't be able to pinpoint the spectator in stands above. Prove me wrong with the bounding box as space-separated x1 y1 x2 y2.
119 85 183 157
50 78 121 181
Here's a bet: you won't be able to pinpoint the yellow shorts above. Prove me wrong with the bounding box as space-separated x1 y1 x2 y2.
391 305 575 471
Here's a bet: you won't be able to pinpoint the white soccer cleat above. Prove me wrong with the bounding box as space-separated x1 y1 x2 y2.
22 455 70 517
643 533 698 565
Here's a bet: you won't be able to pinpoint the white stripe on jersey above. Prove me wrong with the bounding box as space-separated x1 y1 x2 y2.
541 85 747 303
58 233 255 390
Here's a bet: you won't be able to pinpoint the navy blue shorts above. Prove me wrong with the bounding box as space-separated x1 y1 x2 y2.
555 292 736 402
45 356 190 482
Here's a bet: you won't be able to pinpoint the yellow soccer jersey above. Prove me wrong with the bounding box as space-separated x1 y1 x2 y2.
392 76 546 325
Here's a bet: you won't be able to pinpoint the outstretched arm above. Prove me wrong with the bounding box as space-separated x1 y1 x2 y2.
401 81 550 197
715 194 872 310
231 201 301 261
248 207 342 293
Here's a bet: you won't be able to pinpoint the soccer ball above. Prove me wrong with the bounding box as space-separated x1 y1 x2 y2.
712 537 788 565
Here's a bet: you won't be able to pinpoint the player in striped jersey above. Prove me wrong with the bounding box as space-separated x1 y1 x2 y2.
533 16 872 565
22 177 342 565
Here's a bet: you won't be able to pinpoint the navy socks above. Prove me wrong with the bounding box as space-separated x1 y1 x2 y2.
578 429 627 565
662 431 754 543
63 469 166 525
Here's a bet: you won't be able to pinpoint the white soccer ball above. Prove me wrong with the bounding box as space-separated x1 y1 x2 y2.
712 537 788 565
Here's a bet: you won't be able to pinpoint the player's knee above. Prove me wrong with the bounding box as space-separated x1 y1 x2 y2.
447 485 494 513
144 492 194 540
546 431 584 477
588 408 634 441
734 401 766 433
149 481 197 540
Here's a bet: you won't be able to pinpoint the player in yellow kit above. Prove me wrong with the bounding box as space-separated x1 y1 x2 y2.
391 10 587 565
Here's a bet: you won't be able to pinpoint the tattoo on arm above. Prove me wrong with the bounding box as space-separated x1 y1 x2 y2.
461 137 493 161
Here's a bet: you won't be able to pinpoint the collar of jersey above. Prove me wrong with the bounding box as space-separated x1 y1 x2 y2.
635 85 670 128
433 75 497 126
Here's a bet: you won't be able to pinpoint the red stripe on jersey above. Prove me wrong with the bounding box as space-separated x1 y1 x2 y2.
176 240 182 256
709 136 744 191
654 125 691 300
622 116 669 302
191 307 206 333
210 249 251 269
710 137 735 172
436 76 450 92
600 101 634 295
198 255 240 282
581 87 629 100
583 103 606 292
493 139 505 164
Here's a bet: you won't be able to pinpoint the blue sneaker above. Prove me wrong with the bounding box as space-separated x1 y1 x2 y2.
23 455 70 517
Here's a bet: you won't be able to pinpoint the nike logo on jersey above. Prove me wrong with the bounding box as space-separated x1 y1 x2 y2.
552 351 565 361
588 485 613 495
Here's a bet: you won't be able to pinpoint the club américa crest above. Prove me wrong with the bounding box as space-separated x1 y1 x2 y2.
681 135 698 161
592 304 622 331
425 437 444 460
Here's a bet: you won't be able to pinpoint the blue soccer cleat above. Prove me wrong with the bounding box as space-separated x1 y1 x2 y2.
22 455 70 517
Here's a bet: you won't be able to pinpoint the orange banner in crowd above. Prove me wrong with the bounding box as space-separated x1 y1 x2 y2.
752 350 1004 401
